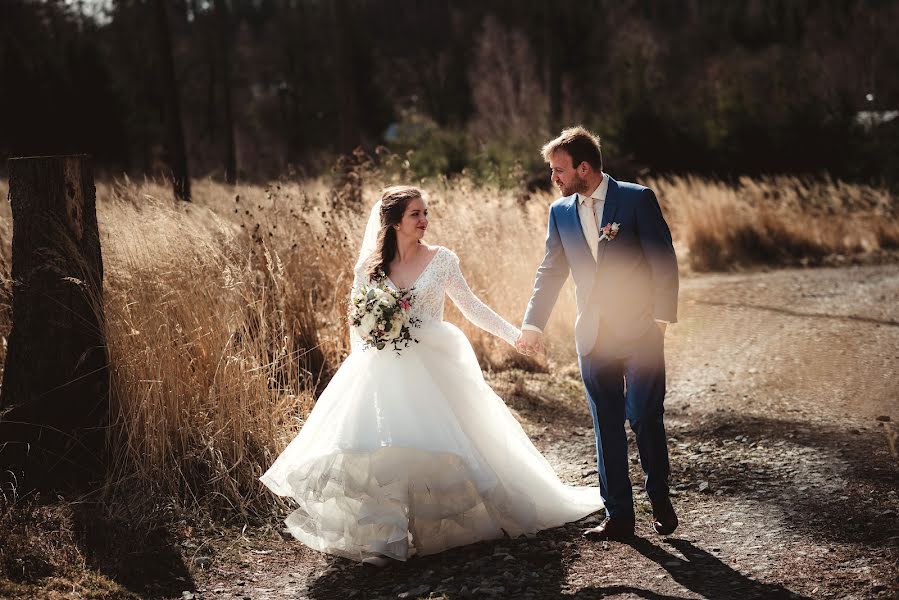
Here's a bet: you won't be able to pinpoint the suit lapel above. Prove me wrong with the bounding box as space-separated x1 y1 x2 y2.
595 176 620 270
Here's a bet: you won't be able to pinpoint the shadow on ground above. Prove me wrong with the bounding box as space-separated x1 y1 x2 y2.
675 413 899 549
612 536 812 600
496 371 591 430
71 502 195 599
0 494 194 599
692 299 899 328
305 530 811 600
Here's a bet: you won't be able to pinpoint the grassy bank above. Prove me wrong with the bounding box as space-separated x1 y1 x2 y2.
0 173 895 522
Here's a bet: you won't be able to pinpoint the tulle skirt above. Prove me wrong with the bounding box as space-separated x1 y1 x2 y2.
260 321 603 561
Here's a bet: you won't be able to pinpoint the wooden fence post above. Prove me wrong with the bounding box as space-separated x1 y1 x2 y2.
0 155 108 491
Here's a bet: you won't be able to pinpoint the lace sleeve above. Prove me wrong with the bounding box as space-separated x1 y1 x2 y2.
348 265 367 352
445 251 521 347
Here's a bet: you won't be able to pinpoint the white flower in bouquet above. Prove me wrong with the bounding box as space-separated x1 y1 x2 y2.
359 311 379 337
373 287 392 304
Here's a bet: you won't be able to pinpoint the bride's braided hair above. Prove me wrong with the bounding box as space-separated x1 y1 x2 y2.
365 185 425 281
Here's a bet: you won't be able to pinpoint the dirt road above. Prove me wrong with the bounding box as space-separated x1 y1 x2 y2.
190 264 899 600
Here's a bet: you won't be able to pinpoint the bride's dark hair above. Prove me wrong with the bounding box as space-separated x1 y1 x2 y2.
365 185 425 280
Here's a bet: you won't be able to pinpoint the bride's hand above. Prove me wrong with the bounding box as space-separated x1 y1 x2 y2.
516 330 544 356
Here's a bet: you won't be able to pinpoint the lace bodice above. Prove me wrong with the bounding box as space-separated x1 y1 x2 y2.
350 247 520 351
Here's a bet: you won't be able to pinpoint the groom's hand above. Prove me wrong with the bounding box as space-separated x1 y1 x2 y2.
516 330 544 356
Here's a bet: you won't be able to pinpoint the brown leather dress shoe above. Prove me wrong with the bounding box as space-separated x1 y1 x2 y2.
583 516 636 541
651 497 679 535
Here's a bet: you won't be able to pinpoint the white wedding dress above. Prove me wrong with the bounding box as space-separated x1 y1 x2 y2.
260 246 603 561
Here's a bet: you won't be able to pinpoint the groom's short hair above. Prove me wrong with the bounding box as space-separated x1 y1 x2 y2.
542 126 603 172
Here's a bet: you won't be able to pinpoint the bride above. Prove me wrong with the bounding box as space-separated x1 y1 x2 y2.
260 185 603 565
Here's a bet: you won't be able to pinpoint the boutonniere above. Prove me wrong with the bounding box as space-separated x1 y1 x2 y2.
598 222 620 242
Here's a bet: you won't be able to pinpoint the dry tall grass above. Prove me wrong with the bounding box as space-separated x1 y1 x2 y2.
0 173 895 519
654 175 899 271
97 178 359 517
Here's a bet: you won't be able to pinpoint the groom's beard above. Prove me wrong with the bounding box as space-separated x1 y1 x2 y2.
560 173 590 197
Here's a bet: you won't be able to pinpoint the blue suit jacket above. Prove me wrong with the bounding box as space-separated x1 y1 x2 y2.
523 176 679 356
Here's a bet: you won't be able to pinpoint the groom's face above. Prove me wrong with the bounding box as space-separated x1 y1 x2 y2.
549 150 588 197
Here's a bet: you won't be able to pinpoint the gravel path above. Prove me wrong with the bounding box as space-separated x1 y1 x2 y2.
188 264 899 600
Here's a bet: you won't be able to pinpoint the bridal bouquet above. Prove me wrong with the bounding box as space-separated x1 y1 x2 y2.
349 279 420 352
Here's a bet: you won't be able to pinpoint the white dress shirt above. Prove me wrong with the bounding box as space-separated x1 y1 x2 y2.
577 173 609 262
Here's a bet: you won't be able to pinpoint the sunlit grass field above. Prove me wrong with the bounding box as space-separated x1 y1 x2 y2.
0 172 895 518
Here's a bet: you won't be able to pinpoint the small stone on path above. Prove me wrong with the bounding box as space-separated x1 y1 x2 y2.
397 584 430 598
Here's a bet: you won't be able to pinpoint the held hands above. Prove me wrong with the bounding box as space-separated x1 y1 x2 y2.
515 329 544 356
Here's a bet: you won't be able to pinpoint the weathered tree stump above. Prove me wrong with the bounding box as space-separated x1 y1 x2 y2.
0 155 108 491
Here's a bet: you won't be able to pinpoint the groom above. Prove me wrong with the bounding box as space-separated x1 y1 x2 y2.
517 126 679 540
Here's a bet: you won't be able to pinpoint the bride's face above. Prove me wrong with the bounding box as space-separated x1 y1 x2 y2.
396 197 429 241
549 150 587 197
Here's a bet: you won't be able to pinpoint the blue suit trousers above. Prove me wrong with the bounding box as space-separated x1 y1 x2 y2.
578 323 670 518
